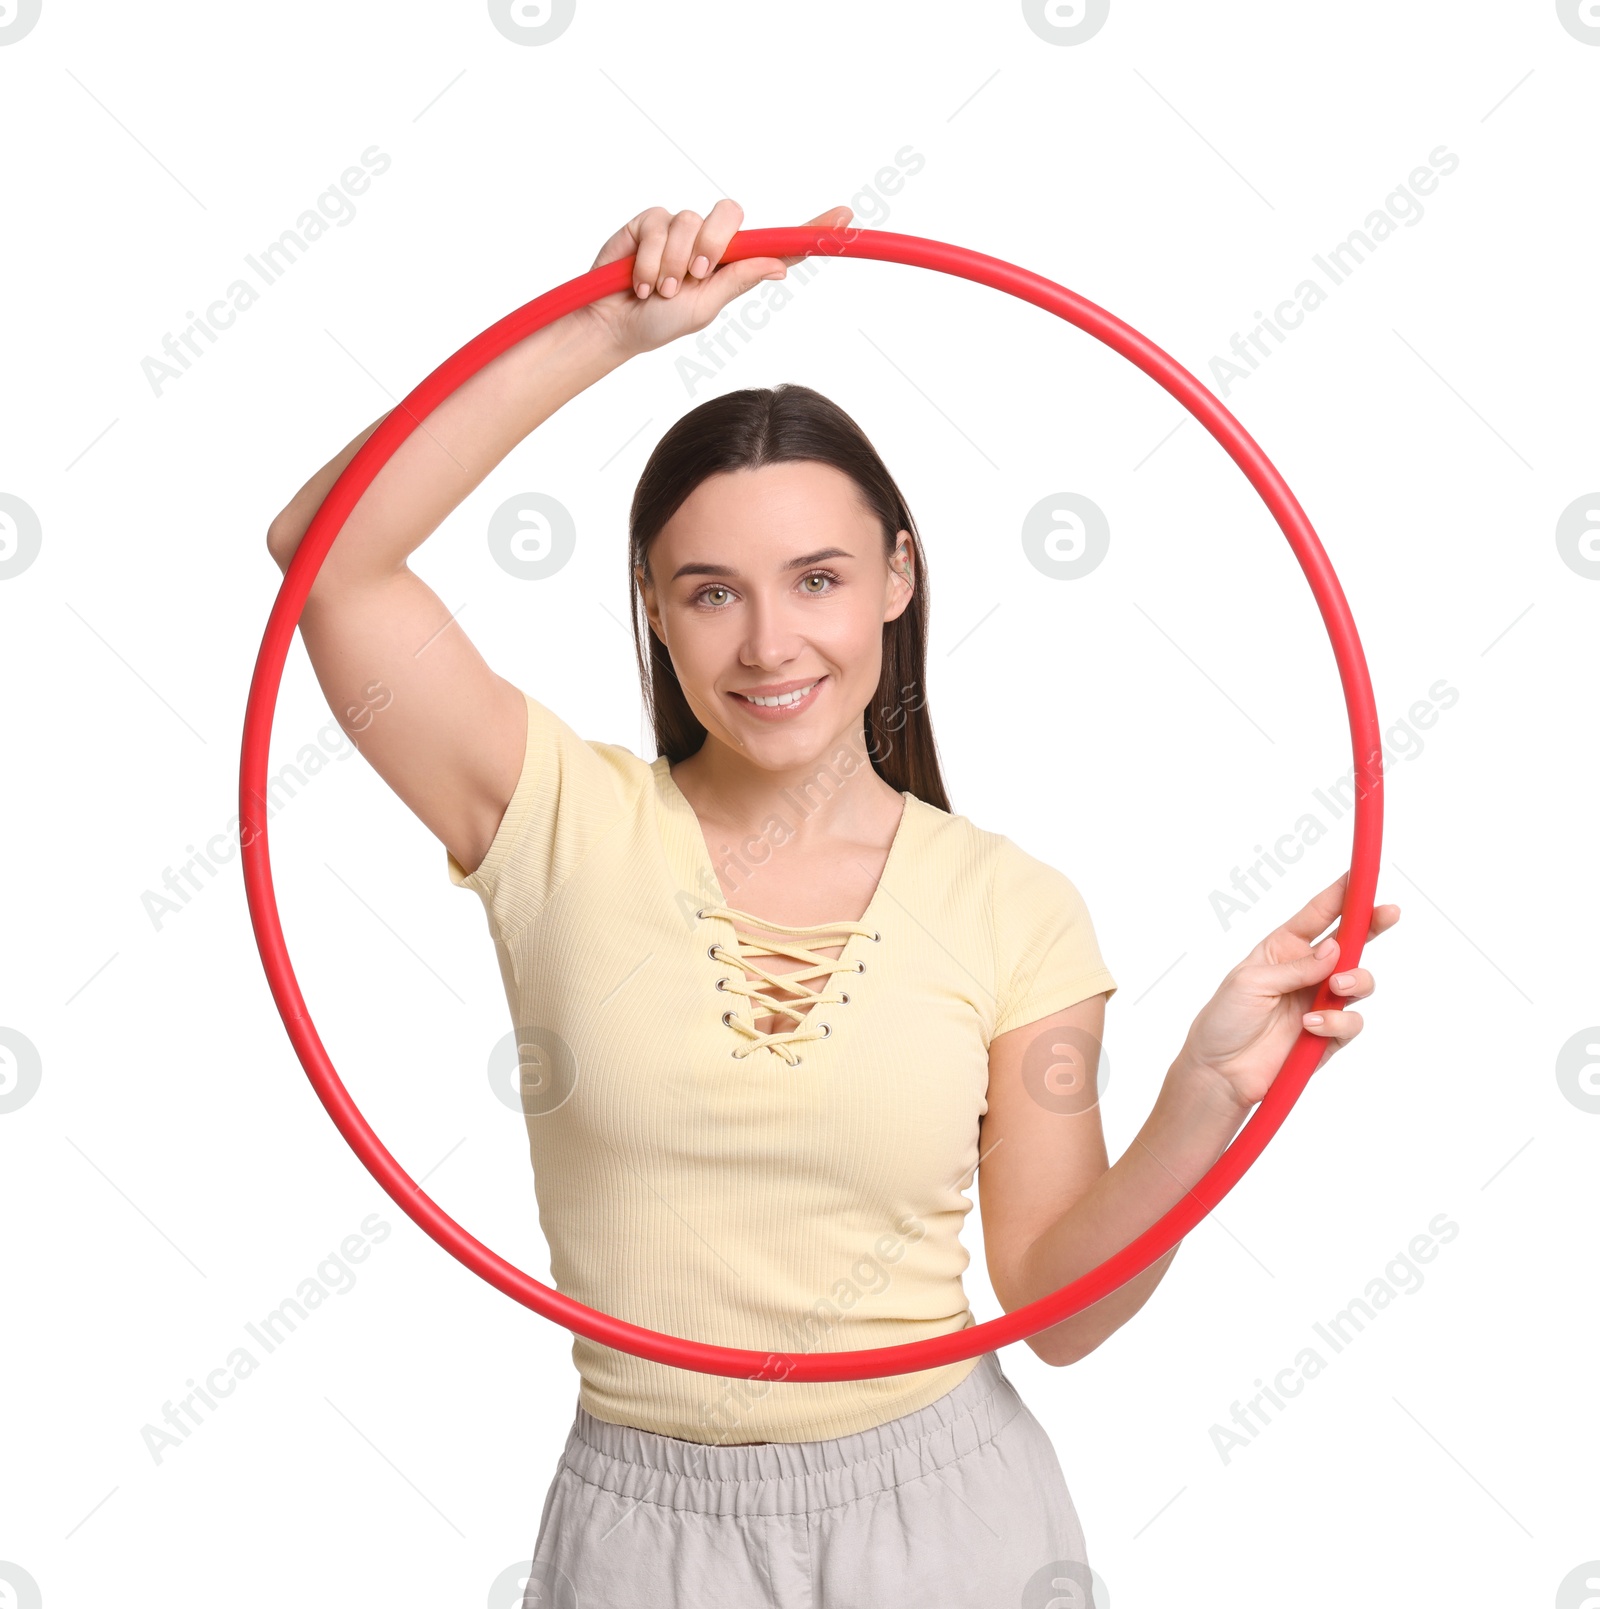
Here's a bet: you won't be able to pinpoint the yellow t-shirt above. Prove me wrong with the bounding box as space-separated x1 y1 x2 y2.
448 689 1118 1444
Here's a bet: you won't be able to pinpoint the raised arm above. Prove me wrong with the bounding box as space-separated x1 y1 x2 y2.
264 200 835 875
265 310 630 875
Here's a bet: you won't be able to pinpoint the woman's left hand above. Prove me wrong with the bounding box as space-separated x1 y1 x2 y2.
1177 871 1401 1113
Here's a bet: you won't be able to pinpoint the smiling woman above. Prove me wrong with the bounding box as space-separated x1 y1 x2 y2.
260 198 1115 1594
258 198 1395 1607
452 373 1124 1595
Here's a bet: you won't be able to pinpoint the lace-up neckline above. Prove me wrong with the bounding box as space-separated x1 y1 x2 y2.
697 907 881 1066
651 755 916 1068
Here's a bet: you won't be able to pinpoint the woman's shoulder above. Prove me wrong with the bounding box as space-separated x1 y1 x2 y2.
910 795 1099 937
907 791 1062 877
901 795 1075 914
922 801 1116 1024
513 687 656 801
585 736 656 796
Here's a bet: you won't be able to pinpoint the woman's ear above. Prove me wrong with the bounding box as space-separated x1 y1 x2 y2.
890 531 914 591
635 562 666 643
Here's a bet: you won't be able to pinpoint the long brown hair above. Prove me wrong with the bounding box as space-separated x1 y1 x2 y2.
627 382 951 812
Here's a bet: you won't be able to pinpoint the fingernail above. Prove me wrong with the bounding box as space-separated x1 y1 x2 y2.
1316 938 1339 957
661 276 678 296
1304 1013 1325 1026
1332 972 1352 988
635 282 651 299
691 255 709 278
762 269 786 280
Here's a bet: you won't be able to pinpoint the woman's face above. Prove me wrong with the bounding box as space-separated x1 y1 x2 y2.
638 460 915 768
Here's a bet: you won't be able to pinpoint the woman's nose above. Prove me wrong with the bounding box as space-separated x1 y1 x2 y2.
736 598 807 664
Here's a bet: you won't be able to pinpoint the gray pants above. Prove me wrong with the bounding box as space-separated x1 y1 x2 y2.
523 1350 1094 1608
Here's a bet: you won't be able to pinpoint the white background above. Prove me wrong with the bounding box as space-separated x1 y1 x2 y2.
2 2 1596 1605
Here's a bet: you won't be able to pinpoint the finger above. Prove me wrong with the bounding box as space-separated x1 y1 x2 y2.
700 251 796 319
683 198 743 282
691 202 855 310
1327 966 1374 1001
590 216 647 272
1301 1007 1363 1043
656 209 706 296
626 207 672 298
803 204 853 230
765 204 854 270
1277 871 1354 947
706 203 855 281
1308 899 1398 960
1253 935 1344 997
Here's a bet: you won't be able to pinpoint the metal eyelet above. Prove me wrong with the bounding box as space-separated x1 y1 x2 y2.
838 991 850 1004
714 977 727 991
871 930 882 942
707 943 722 961
695 908 705 919
790 1056 804 1067
818 1023 831 1038
721 1010 735 1027
855 960 866 973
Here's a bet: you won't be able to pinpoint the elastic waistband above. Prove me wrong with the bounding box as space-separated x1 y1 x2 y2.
558 1351 1021 1517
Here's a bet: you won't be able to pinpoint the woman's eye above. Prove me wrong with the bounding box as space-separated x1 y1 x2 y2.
691 572 838 608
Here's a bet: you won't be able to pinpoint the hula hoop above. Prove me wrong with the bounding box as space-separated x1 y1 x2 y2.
241 226 1383 1383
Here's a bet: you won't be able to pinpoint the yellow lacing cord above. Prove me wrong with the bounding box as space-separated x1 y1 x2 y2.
700 905 879 1066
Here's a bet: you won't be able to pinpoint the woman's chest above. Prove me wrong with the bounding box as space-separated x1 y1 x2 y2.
720 927 854 1042
513 885 992 1181
698 842 895 1041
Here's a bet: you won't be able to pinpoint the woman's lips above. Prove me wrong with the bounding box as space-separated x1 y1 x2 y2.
726 675 827 720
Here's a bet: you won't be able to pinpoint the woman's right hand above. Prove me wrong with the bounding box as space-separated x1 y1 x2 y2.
580 199 852 359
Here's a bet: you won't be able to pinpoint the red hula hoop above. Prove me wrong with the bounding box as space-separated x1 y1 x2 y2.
240 226 1383 1383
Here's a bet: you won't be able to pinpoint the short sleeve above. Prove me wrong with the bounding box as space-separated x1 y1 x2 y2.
446 689 632 932
988 835 1118 1041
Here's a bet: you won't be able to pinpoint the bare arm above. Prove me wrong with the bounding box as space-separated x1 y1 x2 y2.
265 306 626 588
978 992 1248 1367
265 310 630 874
980 877 1396 1366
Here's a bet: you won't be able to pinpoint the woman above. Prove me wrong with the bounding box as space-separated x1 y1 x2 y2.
266 200 1399 1607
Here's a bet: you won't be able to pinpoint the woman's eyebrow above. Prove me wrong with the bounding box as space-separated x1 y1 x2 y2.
668 545 855 582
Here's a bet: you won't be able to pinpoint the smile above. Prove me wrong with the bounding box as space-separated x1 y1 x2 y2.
727 676 827 716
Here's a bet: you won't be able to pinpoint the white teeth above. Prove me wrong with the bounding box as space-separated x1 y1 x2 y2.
739 680 817 708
